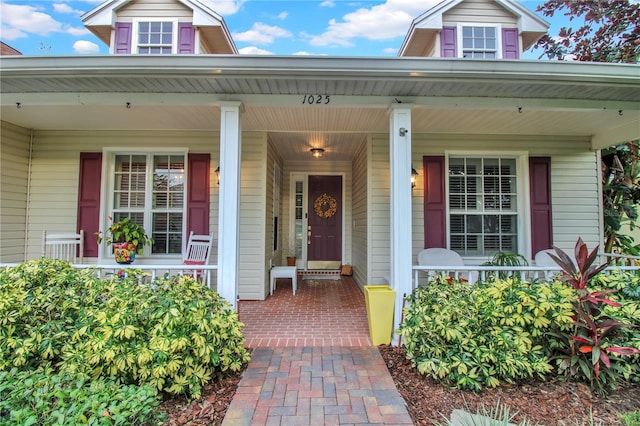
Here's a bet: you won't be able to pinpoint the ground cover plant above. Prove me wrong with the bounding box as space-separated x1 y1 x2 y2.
0 259 250 425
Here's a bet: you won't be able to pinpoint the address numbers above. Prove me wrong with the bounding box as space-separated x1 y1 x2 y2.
302 95 330 105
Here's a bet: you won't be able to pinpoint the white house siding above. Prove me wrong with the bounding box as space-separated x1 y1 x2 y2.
0 122 30 262
24 129 219 262
351 138 368 288
281 160 354 269
238 132 268 300
443 0 517 26
369 134 391 284
117 0 192 19
249 137 282 300
410 133 599 263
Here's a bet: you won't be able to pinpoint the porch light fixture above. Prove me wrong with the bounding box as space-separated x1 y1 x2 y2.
310 148 325 158
411 166 418 189
215 166 220 185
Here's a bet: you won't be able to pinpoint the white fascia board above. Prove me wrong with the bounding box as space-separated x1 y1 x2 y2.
81 0 128 26
496 0 550 32
189 0 224 23
1 56 638 88
413 0 462 29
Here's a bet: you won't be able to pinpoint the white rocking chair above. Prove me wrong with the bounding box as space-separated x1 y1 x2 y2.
42 230 84 263
182 231 213 285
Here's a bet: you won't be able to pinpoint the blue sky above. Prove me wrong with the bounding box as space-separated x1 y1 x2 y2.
1 0 567 58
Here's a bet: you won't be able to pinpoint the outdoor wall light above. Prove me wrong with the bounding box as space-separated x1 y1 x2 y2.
411 166 418 189
215 166 220 185
310 148 325 158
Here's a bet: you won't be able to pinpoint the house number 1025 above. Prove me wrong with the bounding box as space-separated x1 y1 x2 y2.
302 95 330 105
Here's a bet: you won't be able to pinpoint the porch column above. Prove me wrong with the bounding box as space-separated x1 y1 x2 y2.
389 104 413 346
217 102 242 309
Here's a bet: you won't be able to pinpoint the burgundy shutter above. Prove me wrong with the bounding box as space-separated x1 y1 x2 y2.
187 154 210 235
114 22 132 54
502 28 519 59
178 22 195 54
423 156 447 248
441 26 457 57
77 153 102 257
529 157 553 255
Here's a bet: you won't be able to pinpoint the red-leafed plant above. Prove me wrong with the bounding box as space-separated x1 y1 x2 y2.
547 238 640 392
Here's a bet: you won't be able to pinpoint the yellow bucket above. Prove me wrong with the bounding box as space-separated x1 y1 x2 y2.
364 285 396 345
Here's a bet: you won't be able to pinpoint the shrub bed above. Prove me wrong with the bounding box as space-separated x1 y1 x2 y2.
0 259 251 423
399 275 576 391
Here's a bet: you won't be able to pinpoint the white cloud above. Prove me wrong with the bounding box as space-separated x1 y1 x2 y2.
277 11 288 20
293 51 328 56
233 22 292 45
201 0 245 15
53 3 83 15
67 26 91 36
309 0 439 47
73 39 100 54
0 3 62 39
383 47 397 54
238 46 273 55
320 0 335 7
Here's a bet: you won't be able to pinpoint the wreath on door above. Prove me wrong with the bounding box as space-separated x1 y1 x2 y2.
314 193 337 219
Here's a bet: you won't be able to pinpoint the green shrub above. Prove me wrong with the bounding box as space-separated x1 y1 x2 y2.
0 259 251 401
0 368 165 425
399 275 575 391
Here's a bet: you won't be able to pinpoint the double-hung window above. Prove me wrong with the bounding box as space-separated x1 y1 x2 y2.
448 156 518 256
113 153 185 255
137 21 174 54
461 25 497 58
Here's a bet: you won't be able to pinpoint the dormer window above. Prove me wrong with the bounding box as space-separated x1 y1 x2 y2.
461 26 497 59
137 21 174 54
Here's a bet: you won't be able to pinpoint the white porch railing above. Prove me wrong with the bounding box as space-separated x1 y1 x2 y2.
412 259 640 289
0 263 219 289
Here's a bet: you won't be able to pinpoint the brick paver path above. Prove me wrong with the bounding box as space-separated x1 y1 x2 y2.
222 346 412 426
227 277 412 425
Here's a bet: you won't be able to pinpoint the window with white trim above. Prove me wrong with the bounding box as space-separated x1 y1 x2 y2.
462 26 497 58
113 153 185 254
448 156 517 256
137 21 173 54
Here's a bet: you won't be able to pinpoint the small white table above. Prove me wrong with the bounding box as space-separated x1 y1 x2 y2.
270 266 297 296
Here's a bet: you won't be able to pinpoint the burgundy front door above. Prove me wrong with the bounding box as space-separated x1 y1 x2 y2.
308 175 342 262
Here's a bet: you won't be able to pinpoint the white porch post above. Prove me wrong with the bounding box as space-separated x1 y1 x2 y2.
389 104 413 346
217 102 242 309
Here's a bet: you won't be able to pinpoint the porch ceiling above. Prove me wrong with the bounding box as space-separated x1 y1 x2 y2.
1 55 639 159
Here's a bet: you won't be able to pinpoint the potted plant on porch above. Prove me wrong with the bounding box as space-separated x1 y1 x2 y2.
96 217 153 264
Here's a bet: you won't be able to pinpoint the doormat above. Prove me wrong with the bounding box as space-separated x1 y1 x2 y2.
304 278 341 287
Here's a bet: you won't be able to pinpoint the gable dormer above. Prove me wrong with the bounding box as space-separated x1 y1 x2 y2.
399 0 549 59
81 0 237 55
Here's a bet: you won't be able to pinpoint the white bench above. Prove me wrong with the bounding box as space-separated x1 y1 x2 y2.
270 266 297 296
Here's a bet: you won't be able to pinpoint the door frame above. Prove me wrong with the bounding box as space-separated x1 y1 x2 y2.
288 172 346 270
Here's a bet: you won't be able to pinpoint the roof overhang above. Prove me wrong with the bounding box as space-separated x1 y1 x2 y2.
1 55 638 152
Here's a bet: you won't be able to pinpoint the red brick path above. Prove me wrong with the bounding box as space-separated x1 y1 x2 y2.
238 276 372 347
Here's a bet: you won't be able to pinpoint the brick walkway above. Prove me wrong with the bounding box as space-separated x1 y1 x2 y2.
238 276 371 347
225 277 412 425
